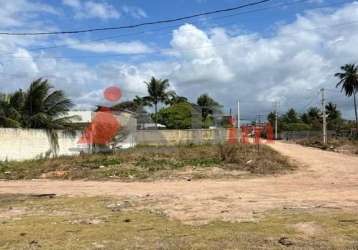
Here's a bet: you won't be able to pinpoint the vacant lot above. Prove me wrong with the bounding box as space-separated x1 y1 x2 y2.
1 194 357 250
1 142 358 249
0 144 295 181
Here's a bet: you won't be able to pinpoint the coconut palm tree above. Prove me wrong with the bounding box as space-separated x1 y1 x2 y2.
335 64 358 132
165 93 188 106
0 78 77 153
325 102 341 120
144 77 174 128
0 91 24 128
325 102 342 130
197 94 221 120
21 79 75 129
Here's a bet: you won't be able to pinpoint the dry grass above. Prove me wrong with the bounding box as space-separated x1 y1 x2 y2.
296 137 358 154
0 144 295 181
0 194 357 250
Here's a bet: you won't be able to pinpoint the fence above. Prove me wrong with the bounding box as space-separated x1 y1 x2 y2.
279 130 336 140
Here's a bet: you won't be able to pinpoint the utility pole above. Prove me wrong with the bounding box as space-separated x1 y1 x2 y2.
321 88 327 144
273 102 279 140
237 99 241 130
237 99 241 139
256 114 263 126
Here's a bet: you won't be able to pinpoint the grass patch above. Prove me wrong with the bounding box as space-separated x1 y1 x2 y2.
0 195 357 249
0 144 295 181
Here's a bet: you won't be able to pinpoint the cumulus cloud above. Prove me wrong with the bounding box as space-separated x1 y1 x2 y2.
162 2 358 119
0 0 58 28
2 1 358 119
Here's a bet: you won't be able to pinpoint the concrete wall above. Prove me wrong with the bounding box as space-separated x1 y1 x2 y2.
135 128 231 145
0 128 84 161
0 128 234 161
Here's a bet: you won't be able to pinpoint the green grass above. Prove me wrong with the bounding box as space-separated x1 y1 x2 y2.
0 195 357 249
0 144 296 181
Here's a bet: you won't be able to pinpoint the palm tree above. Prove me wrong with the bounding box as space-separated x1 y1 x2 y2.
165 93 188 106
325 102 340 120
197 94 221 120
335 64 358 132
0 91 24 128
144 77 173 128
0 78 77 153
21 79 76 130
325 102 342 130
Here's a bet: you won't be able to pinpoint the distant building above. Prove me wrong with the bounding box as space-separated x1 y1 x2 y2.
67 111 93 126
68 108 137 149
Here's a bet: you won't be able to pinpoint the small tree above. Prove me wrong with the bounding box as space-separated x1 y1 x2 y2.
156 102 193 129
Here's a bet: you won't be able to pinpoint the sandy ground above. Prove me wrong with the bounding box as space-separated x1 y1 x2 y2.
1 142 358 224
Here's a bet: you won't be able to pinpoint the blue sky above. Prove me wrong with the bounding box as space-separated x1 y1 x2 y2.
0 0 358 120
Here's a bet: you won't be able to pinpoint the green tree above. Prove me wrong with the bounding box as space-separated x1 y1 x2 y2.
0 78 77 153
0 91 24 127
165 93 188 106
302 107 321 130
335 64 358 132
156 102 193 129
283 108 300 123
325 102 342 130
267 112 275 126
144 77 174 128
111 101 138 112
197 94 221 122
21 79 75 129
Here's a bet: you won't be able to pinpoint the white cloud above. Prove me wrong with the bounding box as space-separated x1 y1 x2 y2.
122 5 147 19
0 0 58 28
2 1 358 120
62 0 81 9
160 2 358 119
65 39 154 54
63 0 120 20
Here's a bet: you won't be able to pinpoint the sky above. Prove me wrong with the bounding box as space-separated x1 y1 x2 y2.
0 0 358 120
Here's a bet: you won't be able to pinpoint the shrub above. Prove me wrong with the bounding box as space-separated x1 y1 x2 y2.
218 144 237 163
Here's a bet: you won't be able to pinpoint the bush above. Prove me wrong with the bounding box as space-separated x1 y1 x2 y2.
156 102 193 129
218 144 238 163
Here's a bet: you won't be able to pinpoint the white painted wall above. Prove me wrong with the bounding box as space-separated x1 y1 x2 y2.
0 111 138 161
0 128 84 161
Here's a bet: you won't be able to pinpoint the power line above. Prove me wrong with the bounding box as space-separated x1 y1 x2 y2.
0 0 349 56
0 0 352 61
3 18 358 61
1 0 309 54
0 0 272 36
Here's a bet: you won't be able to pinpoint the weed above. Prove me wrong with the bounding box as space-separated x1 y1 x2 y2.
0 144 295 180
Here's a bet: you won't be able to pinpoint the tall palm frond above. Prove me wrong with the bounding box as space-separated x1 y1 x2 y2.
144 77 173 128
335 64 358 132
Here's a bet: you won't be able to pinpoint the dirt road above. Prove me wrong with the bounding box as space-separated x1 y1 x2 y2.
1 142 358 223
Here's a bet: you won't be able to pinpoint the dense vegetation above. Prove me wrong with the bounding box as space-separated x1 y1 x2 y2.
267 102 347 133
